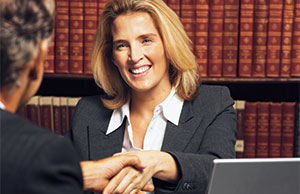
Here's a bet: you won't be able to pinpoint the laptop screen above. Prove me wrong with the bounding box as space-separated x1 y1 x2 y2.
206 158 300 194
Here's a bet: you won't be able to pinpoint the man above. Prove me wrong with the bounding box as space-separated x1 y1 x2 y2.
0 0 153 193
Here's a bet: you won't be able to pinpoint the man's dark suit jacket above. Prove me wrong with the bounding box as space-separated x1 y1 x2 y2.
67 85 237 194
0 109 83 194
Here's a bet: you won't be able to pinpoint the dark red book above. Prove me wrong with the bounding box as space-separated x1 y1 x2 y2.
167 0 181 17
44 33 55 73
243 102 257 158
60 97 69 136
235 100 246 158
291 1 300 77
252 0 269 77
69 0 84 74
222 0 239 77
266 0 283 77
181 0 196 50
256 102 270 158
84 0 98 75
280 0 295 77
195 0 209 77
281 102 296 157
55 0 69 73
208 0 224 77
269 102 282 158
26 96 41 127
238 0 254 77
53 97 63 135
39 97 54 132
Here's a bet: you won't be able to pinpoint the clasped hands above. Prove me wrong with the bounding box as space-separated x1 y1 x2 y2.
80 150 178 194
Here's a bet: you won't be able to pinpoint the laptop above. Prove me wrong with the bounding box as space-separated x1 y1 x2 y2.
206 158 300 194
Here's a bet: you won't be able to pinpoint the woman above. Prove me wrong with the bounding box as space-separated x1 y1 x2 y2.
67 0 237 193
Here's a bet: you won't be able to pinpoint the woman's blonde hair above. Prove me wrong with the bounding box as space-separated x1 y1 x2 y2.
91 0 201 110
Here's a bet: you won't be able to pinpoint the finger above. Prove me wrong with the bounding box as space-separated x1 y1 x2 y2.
142 184 155 192
118 155 147 169
113 168 143 194
103 168 130 194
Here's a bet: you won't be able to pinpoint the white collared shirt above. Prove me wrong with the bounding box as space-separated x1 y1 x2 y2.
106 88 184 193
0 101 5 110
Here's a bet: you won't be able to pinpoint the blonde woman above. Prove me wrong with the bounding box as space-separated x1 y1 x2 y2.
68 0 237 193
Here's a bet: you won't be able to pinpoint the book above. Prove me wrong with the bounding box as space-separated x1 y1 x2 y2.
195 0 209 77
280 0 295 77
235 100 246 158
294 102 300 157
252 0 269 77
181 0 196 49
55 0 69 73
256 102 270 158
84 0 98 74
222 0 239 77
269 102 282 158
60 97 69 135
238 0 255 77
208 0 224 77
291 0 300 77
53 97 63 135
281 102 296 157
266 0 283 77
26 96 41 127
243 102 257 158
98 0 109 18
167 0 181 17
39 96 54 131
44 33 55 73
69 0 84 74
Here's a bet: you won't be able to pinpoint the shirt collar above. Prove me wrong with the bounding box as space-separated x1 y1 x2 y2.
106 87 184 135
0 100 5 110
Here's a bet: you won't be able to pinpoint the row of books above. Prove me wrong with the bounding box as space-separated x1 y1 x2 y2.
17 96 81 136
45 0 300 78
234 100 300 158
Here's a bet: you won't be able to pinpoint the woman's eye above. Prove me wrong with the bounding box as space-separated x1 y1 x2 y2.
143 39 151 44
116 44 126 49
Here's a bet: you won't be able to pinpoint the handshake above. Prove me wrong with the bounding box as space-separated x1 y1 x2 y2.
80 150 178 194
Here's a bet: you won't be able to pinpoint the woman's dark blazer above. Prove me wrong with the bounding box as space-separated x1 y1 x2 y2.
67 85 237 194
0 109 83 194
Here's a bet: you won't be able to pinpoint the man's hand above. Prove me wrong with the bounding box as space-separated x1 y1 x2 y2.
80 154 154 192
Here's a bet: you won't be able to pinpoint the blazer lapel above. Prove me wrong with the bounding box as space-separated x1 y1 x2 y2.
88 118 125 161
161 100 204 152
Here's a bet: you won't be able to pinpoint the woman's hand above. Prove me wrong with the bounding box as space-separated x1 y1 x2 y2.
103 150 179 194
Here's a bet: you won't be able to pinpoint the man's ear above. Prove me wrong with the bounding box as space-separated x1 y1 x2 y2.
29 39 49 81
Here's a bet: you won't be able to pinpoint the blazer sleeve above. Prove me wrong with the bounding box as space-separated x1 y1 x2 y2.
24 136 84 194
154 86 237 194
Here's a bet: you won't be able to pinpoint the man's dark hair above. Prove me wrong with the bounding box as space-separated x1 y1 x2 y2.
0 0 54 88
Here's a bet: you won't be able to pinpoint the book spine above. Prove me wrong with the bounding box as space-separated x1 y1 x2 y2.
44 33 55 73
235 100 246 158
269 102 282 158
167 0 181 17
294 102 300 157
195 0 209 77
238 0 255 77
98 0 108 18
208 0 224 77
291 1 300 77
53 97 63 135
39 97 54 131
280 0 295 77
252 0 269 77
266 0 283 77
281 102 296 157
243 102 257 158
69 0 84 74
181 0 196 49
60 97 69 135
55 0 69 73
256 102 270 158
84 0 98 74
26 96 41 127
222 0 239 77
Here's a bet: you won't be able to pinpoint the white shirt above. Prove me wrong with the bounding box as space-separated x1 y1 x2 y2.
106 88 184 193
0 101 5 110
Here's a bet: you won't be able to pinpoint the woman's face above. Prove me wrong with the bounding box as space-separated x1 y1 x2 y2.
111 12 171 94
